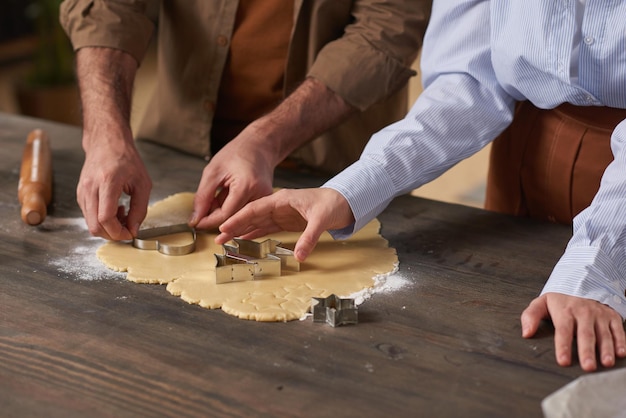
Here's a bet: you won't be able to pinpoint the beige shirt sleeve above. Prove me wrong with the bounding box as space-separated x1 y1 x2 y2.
59 0 157 65
307 0 431 111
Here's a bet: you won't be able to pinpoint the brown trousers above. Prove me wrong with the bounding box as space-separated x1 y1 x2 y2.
485 102 626 224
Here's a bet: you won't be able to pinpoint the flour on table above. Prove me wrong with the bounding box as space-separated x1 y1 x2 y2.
96 192 399 322
44 216 125 281
347 266 411 305
53 239 125 281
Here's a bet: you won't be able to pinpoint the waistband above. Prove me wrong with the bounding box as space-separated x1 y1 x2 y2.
552 103 626 130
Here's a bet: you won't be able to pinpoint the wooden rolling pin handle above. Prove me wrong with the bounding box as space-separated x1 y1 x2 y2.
18 129 52 226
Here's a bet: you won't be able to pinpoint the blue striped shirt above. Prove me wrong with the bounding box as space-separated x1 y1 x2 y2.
323 1 626 316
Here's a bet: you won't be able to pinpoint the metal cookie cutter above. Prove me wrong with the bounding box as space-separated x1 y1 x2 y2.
215 238 300 284
312 294 358 327
133 223 196 256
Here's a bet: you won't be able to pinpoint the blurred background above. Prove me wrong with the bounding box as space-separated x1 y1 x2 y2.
0 0 489 208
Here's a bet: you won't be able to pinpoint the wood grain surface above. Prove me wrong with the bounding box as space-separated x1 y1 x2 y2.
1 113 622 418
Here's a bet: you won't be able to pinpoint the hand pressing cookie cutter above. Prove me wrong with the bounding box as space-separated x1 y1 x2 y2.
133 223 196 256
215 238 300 284
312 294 358 327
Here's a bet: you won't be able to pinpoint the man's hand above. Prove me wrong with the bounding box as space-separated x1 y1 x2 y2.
189 77 355 230
75 47 151 240
189 125 274 230
77 131 152 240
521 292 626 371
216 188 355 262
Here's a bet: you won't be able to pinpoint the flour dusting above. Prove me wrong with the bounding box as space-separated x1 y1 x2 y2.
346 263 411 305
45 216 125 281
51 239 125 281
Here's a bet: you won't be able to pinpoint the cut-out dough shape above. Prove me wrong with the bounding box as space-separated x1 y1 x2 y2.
96 192 398 322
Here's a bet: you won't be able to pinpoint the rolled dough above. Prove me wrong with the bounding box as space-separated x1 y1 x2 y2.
97 192 398 321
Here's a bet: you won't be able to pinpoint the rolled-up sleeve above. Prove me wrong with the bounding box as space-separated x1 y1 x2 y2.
59 0 157 64
308 0 431 111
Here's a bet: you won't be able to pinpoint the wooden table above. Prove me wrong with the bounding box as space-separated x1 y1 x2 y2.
1 113 621 417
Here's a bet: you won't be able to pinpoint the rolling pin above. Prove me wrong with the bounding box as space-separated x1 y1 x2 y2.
18 129 52 226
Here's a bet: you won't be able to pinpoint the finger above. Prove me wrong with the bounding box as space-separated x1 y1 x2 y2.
204 186 227 217
190 173 222 226
596 321 615 368
195 209 229 231
574 315 597 372
294 219 326 262
217 179 274 222
116 205 128 226
551 312 575 368
126 190 150 237
213 187 228 209
217 195 277 234
193 187 237 230
520 296 548 338
218 204 254 235
215 224 261 244
208 184 255 228
98 184 132 241
215 222 245 244
79 184 112 240
610 318 626 358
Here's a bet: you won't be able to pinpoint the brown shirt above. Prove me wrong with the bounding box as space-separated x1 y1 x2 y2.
211 0 294 152
60 0 431 174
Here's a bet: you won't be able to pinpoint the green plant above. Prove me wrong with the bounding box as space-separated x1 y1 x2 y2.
25 0 74 87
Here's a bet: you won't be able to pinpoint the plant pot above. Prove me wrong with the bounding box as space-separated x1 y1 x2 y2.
15 82 81 126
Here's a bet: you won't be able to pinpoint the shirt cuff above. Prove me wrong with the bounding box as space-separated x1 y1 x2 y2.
322 159 397 240
60 0 155 64
541 246 626 318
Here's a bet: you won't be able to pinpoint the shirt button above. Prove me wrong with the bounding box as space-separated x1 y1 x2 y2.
613 295 622 304
584 36 595 45
217 35 229 47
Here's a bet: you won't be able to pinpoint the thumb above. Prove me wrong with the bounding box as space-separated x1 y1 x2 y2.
520 295 549 339
190 181 219 227
294 220 326 262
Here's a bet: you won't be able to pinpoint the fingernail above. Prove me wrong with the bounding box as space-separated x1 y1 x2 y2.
189 212 198 225
295 249 308 262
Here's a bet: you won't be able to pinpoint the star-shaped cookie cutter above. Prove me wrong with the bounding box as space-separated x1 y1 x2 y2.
312 294 358 327
132 223 196 256
215 238 300 284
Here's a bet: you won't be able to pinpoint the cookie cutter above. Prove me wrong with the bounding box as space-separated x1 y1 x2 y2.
312 294 358 327
215 238 300 284
133 223 196 256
